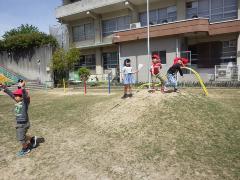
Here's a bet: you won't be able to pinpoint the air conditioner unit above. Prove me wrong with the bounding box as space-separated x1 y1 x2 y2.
130 22 141 29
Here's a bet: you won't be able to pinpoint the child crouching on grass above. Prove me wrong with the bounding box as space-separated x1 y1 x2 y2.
121 58 138 99
164 57 188 93
0 80 37 157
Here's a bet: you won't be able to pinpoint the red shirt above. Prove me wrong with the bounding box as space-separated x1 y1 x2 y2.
150 62 162 75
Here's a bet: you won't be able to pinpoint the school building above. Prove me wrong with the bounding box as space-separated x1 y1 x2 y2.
55 0 240 82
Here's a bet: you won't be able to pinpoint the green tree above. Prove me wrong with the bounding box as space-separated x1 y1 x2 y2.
3 24 40 39
0 40 4 50
78 67 91 82
0 24 58 51
51 48 80 83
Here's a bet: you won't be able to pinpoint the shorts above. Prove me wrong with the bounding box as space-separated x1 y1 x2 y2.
16 122 30 144
123 74 135 85
151 74 165 86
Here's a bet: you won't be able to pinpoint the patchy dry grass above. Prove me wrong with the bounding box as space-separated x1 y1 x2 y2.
0 88 239 180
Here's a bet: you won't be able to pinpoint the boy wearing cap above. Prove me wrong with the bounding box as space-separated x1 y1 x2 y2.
150 54 166 92
0 81 37 157
164 57 188 92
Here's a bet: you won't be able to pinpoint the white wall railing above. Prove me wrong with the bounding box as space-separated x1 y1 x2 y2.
215 64 240 81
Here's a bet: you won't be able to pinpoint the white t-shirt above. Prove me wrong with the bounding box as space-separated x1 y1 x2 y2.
122 66 133 74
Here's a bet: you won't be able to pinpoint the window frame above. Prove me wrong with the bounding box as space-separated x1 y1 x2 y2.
186 0 237 22
152 50 167 65
102 52 119 70
72 23 95 42
74 54 96 71
140 5 177 27
102 16 131 36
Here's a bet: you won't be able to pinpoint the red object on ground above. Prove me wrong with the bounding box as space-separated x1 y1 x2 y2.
84 81 87 95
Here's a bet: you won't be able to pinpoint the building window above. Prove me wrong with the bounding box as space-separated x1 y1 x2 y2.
152 51 167 64
102 16 131 36
102 52 119 69
186 1 200 18
139 6 177 27
75 54 96 70
72 23 94 42
221 39 237 63
186 0 237 22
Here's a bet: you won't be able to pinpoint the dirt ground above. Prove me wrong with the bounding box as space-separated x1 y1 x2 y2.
0 88 239 180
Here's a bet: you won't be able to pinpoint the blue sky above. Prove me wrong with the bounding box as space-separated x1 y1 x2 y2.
0 0 62 38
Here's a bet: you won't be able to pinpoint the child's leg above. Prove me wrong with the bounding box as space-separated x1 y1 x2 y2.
165 74 171 87
151 75 155 89
156 75 164 90
16 123 32 156
122 85 128 98
16 123 31 148
129 85 132 94
173 76 178 91
169 74 176 87
128 85 133 97
124 85 128 94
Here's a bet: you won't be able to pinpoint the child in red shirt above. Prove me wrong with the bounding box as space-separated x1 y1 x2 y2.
150 54 165 92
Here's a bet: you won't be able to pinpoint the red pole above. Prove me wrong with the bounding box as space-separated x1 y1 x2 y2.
84 80 87 95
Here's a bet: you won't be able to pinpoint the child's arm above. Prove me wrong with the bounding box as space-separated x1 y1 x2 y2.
121 67 125 81
19 82 28 104
178 65 183 76
159 63 162 69
0 84 15 100
133 70 139 74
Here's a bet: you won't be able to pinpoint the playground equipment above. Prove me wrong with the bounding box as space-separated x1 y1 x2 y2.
63 79 66 93
0 74 12 85
108 73 111 94
181 67 208 96
0 65 26 86
138 67 208 96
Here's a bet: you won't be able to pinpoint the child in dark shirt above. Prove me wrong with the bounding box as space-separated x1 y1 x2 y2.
0 81 37 157
164 57 188 92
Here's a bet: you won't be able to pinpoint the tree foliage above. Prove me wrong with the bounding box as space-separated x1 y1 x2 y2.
78 67 91 81
51 48 80 79
2 24 40 39
0 24 58 51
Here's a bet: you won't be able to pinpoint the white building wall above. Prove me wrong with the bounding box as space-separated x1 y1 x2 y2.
120 37 176 82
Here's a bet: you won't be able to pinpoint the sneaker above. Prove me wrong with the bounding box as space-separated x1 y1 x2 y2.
163 87 169 92
16 148 31 157
121 94 128 99
128 94 133 98
174 89 180 93
30 136 37 148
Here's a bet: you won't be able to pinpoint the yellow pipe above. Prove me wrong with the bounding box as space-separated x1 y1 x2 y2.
63 78 66 93
138 82 161 89
138 74 167 89
182 67 209 96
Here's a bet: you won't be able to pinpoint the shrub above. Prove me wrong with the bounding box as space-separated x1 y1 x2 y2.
78 67 91 82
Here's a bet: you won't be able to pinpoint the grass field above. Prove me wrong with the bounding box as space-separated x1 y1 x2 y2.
0 88 239 180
